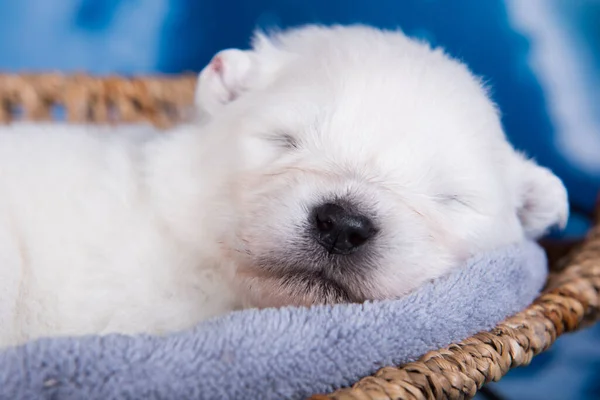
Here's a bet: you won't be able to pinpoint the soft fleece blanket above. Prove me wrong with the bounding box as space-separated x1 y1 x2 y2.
0 241 547 400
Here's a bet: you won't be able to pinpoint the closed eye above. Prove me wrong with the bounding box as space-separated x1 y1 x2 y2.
263 132 299 150
438 194 476 210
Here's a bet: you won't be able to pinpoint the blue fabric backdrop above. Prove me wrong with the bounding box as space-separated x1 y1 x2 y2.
0 1 599 398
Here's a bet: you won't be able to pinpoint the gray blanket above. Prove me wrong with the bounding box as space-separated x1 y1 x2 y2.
0 241 547 400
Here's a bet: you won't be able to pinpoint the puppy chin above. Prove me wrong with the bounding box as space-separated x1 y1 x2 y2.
235 266 354 309
237 276 317 309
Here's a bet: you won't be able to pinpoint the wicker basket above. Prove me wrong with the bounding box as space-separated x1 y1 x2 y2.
1 73 599 400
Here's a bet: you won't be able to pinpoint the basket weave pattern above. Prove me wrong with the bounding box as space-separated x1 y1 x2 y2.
0 73 196 127
1 73 599 400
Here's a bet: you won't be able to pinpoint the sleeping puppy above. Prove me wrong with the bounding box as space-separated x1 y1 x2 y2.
0 24 567 348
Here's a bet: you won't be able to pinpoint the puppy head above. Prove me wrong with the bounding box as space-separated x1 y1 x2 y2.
198 25 568 308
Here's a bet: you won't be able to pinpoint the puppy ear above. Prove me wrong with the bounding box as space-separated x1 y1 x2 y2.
194 49 256 119
513 155 569 239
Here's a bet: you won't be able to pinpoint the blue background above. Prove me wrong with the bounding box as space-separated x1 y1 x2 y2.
1 1 599 398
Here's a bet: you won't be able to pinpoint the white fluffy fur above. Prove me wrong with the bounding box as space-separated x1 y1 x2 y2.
0 25 568 348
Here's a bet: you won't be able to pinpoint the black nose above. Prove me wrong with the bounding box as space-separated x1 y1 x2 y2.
312 203 376 255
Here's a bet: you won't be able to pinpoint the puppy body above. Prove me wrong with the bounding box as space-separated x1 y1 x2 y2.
0 25 568 347
0 123 240 347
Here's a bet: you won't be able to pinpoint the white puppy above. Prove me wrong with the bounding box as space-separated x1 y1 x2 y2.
0 24 567 348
